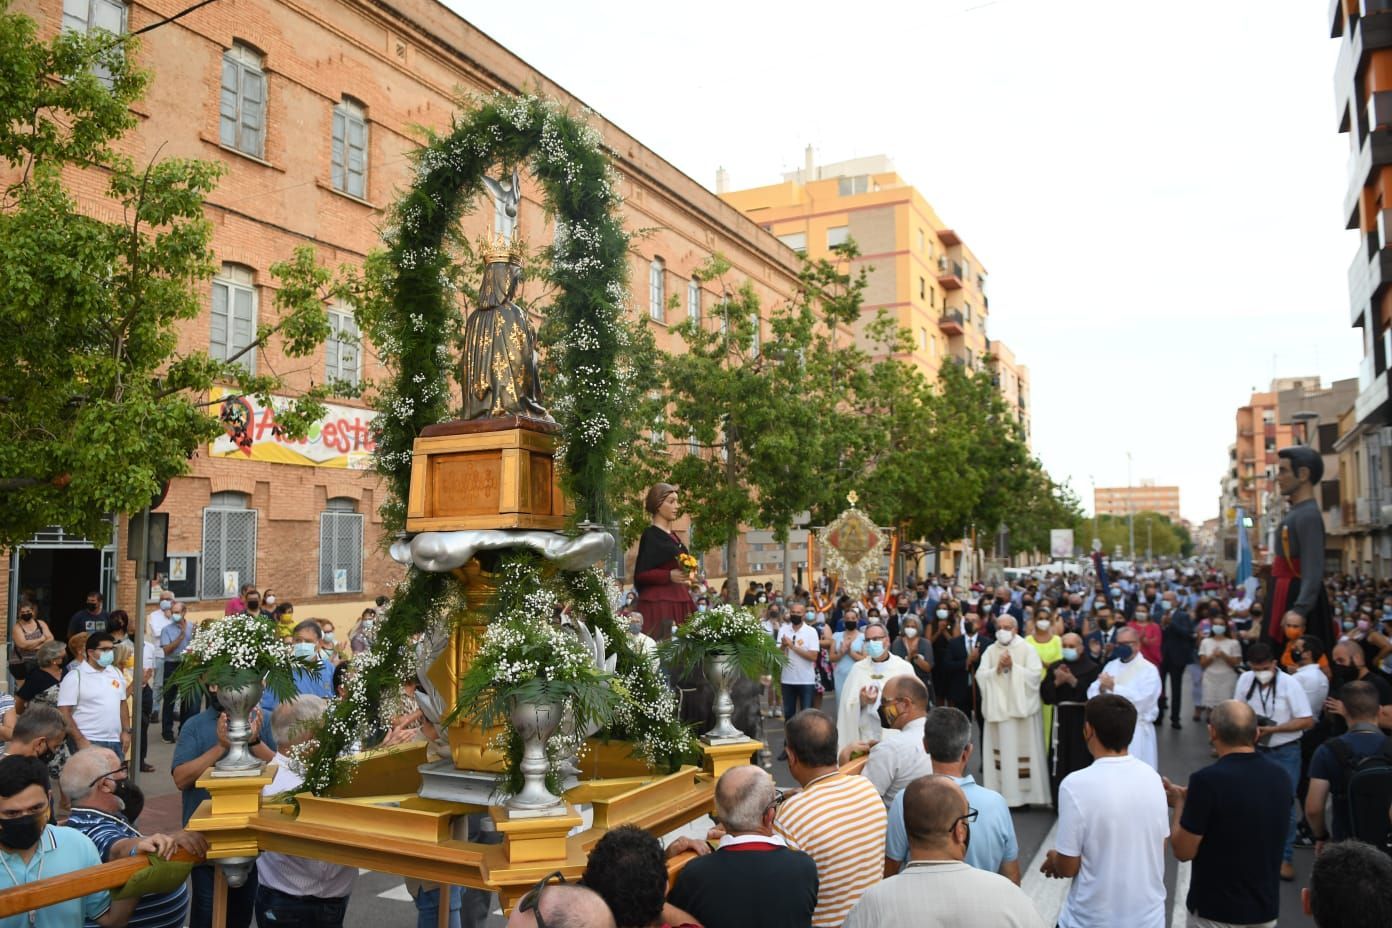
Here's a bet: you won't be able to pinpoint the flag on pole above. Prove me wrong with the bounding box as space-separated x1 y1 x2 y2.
1235 506 1252 586
1092 549 1112 609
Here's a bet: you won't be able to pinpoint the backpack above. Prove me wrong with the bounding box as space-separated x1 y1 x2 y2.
1328 733 1392 855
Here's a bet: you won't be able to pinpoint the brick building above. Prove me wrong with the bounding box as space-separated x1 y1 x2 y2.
3 0 802 636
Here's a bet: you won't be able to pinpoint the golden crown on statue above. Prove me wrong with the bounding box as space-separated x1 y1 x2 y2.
484 230 524 266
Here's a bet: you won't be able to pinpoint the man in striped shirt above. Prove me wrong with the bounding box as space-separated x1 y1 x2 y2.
774 709 886 928
62 747 206 928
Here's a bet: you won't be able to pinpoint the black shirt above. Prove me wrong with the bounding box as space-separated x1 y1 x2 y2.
16 669 60 704
67 609 109 639
1180 751 1292 923
668 844 818 928
1329 672 1392 736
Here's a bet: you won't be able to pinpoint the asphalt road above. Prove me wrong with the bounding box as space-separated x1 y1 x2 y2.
131 704 1318 928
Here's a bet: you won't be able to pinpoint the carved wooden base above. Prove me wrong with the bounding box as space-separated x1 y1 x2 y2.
406 419 569 532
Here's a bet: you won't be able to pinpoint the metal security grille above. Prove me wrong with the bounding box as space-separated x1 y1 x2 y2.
201 508 257 599
319 511 364 594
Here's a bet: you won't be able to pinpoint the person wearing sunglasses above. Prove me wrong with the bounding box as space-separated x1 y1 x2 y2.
505 869 614 928
844 775 1042 927
63 747 208 926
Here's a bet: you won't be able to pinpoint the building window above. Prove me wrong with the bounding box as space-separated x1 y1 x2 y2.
647 391 665 447
326 303 360 388
963 303 972 325
837 175 868 196
211 263 257 373
319 499 363 594
331 98 368 200
649 258 665 322
919 277 926 300
750 314 761 356
220 43 266 158
919 327 928 352
62 0 126 83
778 231 807 254
202 493 256 599
918 228 926 253
687 277 701 323
827 226 850 249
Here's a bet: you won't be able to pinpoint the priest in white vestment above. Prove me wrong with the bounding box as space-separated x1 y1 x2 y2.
1086 625 1161 770
836 622 915 754
974 616 1050 807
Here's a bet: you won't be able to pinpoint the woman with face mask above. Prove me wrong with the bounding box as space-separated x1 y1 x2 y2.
1025 609 1063 742
832 608 868 696
1197 615 1242 720
890 615 934 700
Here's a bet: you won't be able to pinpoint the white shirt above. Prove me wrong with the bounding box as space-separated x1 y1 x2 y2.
628 631 657 666
258 753 357 898
777 623 820 685
147 608 172 641
141 641 162 682
1234 669 1313 748
1056 755 1169 928
1293 664 1329 719
862 716 932 807
56 662 127 742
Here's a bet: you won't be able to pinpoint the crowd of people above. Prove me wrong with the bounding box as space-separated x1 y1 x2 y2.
6 556 1392 927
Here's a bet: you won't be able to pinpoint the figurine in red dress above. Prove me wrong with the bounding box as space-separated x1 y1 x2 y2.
633 483 696 640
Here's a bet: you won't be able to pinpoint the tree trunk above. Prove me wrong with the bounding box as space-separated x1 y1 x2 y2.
725 433 740 601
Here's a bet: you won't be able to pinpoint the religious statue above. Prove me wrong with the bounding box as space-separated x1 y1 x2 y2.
461 168 550 422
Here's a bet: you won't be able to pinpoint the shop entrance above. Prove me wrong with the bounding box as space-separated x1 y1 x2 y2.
9 524 116 643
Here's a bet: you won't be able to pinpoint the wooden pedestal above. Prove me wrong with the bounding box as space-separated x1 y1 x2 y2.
406 417 568 532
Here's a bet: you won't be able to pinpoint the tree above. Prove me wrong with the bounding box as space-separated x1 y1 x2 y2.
1082 512 1188 560
0 10 346 547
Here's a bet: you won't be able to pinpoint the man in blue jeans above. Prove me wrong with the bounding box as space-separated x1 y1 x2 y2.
778 604 821 724
1235 643 1314 882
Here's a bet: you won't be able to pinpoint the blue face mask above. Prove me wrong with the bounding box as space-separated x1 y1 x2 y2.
97 651 115 668
865 640 886 659
1061 647 1078 662
292 641 317 660
1112 643 1135 663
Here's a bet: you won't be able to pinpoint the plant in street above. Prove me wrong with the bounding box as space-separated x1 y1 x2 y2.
165 613 316 703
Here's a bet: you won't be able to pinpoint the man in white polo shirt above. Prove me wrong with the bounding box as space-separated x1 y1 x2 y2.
840 674 932 808
1042 694 1169 928
56 632 130 758
1234 641 1313 882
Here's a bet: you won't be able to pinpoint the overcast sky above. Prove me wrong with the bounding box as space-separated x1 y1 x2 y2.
452 0 1357 524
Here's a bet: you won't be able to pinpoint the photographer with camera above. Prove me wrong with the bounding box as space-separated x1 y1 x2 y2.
1234 641 1314 882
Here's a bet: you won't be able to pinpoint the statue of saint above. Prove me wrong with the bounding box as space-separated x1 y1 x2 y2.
460 171 549 421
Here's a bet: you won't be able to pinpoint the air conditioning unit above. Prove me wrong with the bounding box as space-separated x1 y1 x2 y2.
1380 426 1392 446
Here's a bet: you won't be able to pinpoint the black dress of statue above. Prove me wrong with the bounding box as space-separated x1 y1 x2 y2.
460 255 550 422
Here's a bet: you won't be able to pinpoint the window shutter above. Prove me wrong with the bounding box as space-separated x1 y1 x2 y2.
331 109 345 191
219 60 239 147
347 118 366 198
339 313 359 385
91 0 123 34
231 286 255 372
319 511 363 593
240 68 264 157
210 281 229 360
326 313 342 381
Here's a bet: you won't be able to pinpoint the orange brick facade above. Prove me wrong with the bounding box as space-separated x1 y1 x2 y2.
1 0 803 640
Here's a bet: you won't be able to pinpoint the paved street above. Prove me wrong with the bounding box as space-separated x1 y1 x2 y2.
130 702 1318 928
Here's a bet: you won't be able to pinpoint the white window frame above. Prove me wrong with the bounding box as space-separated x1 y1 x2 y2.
326 303 361 389
649 258 665 322
220 42 266 158
200 496 257 600
319 502 364 595
331 98 368 200
778 231 807 254
687 277 701 323
827 226 850 249
211 264 258 374
62 0 126 84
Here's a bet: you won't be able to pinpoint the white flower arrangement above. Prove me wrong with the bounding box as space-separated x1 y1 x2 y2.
167 612 314 703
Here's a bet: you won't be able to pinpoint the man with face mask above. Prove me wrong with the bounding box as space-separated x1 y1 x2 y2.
846 775 1043 928
1040 633 1102 806
625 610 658 666
63 746 207 926
836 623 914 755
1087 627 1162 770
261 621 336 714
1234 642 1313 882
974 617 1049 807
159 603 200 743
841 675 932 807
1325 640 1392 734
56 632 130 758
6 707 69 802
0 755 142 926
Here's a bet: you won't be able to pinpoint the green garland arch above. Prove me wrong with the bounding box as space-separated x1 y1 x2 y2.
296 93 695 795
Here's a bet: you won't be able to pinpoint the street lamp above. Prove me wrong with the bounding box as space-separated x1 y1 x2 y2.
1127 451 1135 560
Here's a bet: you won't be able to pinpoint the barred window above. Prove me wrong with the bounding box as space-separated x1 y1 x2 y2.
331 98 368 199
326 303 360 388
220 42 266 158
202 493 256 599
319 500 363 594
211 263 257 373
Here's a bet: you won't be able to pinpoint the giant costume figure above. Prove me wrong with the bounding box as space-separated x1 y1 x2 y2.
1265 445 1337 650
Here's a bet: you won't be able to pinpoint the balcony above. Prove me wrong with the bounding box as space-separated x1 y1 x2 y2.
1346 225 1392 326
938 310 965 336
1342 119 1392 229
1334 4 1392 135
938 228 962 247
937 258 966 290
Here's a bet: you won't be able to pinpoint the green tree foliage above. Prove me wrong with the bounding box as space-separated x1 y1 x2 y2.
0 8 345 546
1082 512 1191 560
